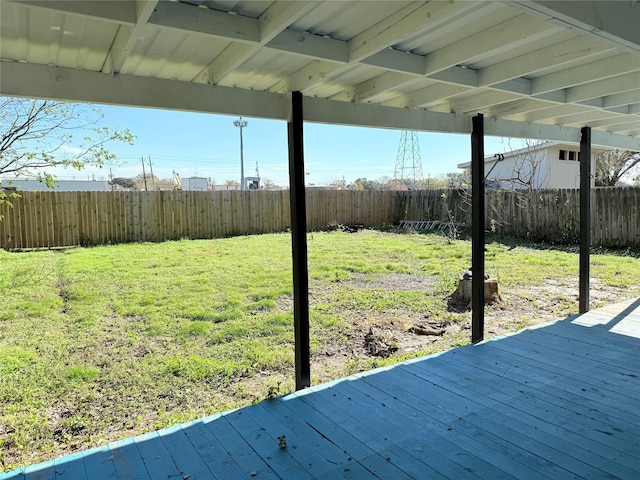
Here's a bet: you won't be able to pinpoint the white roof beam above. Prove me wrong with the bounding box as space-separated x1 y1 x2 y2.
531 54 640 95
482 99 556 118
194 1 317 84
525 105 591 123
6 0 136 24
354 72 418 102
253 1 469 96
424 14 559 76
557 111 627 127
2 60 638 151
105 0 159 74
194 43 255 85
267 60 343 94
382 84 471 109
303 94 640 150
350 13 561 99
0 61 288 119
360 48 425 76
267 29 348 63
587 117 640 129
347 2 429 62
567 72 640 103
148 1 259 43
449 91 522 115
512 0 640 53
348 1 477 63
604 90 640 109
259 1 316 44
605 122 640 133
479 37 613 87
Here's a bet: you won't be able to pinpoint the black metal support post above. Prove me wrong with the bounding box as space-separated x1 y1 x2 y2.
579 127 591 314
288 91 311 390
471 114 485 343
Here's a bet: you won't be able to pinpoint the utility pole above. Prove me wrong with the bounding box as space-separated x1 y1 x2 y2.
109 168 114 191
141 156 148 191
234 117 248 191
148 156 156 190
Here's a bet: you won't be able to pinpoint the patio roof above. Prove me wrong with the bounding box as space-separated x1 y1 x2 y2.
2 297 639 479
1 0 639 150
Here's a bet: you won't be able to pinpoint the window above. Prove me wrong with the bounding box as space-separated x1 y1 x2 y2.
559 149 579 161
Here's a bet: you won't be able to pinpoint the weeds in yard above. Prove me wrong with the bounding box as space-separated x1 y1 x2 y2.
1 231 639 471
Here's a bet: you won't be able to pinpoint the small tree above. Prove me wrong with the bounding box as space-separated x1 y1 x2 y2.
595 149 640 186
110 177 137 190
492 139 549 191
0 97 134 187
443 171 469 189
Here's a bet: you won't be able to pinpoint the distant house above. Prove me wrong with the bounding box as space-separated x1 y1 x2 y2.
457 142 611 189
0 178 110 192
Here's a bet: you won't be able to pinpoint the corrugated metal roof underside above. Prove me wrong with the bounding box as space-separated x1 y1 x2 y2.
1 0 639 148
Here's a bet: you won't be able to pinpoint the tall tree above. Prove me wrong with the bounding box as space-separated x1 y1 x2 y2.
1 97 134 187
595 149 640 186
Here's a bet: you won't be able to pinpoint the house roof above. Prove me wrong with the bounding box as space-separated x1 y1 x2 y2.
1 0 639 150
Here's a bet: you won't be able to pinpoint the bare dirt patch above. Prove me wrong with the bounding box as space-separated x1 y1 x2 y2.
303 273 633 383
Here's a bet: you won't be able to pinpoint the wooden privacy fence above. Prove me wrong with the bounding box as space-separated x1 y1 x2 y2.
0 190 404 250
0 188 638 249
403 187 640 247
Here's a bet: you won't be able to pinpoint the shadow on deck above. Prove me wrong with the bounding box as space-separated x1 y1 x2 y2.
3 298 639 479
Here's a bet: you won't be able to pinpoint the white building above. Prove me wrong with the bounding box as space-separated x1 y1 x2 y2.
0 178 110 192
457 142 610 189
181 177 209 191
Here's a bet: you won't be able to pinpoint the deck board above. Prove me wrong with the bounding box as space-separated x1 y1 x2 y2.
2 297 639 480
420 352 640 449
183 419 251 479
398 362 640 477
108 438 150 480
274 395 437 480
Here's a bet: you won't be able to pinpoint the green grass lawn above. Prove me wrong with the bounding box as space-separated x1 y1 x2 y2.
1 230 639 470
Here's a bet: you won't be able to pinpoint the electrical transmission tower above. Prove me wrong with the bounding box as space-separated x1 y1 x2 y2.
393 130 423 188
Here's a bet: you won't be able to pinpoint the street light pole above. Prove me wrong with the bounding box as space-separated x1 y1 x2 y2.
233 117 248 191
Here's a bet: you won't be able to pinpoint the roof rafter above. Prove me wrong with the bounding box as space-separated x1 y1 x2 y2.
513 0 640 53
105 0 159 74
478 36 614 87
531 54 640 95
557 110 628 127
193 0 317 84
567 72 640 103
604 90 640 109
8 0 136 24
148 0 259 43
348 1 476 63
424 14 559 75
525 104 595 123
592 117 640 128
382 83 472 109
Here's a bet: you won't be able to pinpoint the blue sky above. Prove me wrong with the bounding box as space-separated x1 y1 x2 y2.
51 104 517 187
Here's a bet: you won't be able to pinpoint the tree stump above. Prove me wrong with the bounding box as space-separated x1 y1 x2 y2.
450 271 501 309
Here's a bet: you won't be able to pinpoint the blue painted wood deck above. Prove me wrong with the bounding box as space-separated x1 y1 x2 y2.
3 297 639 480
